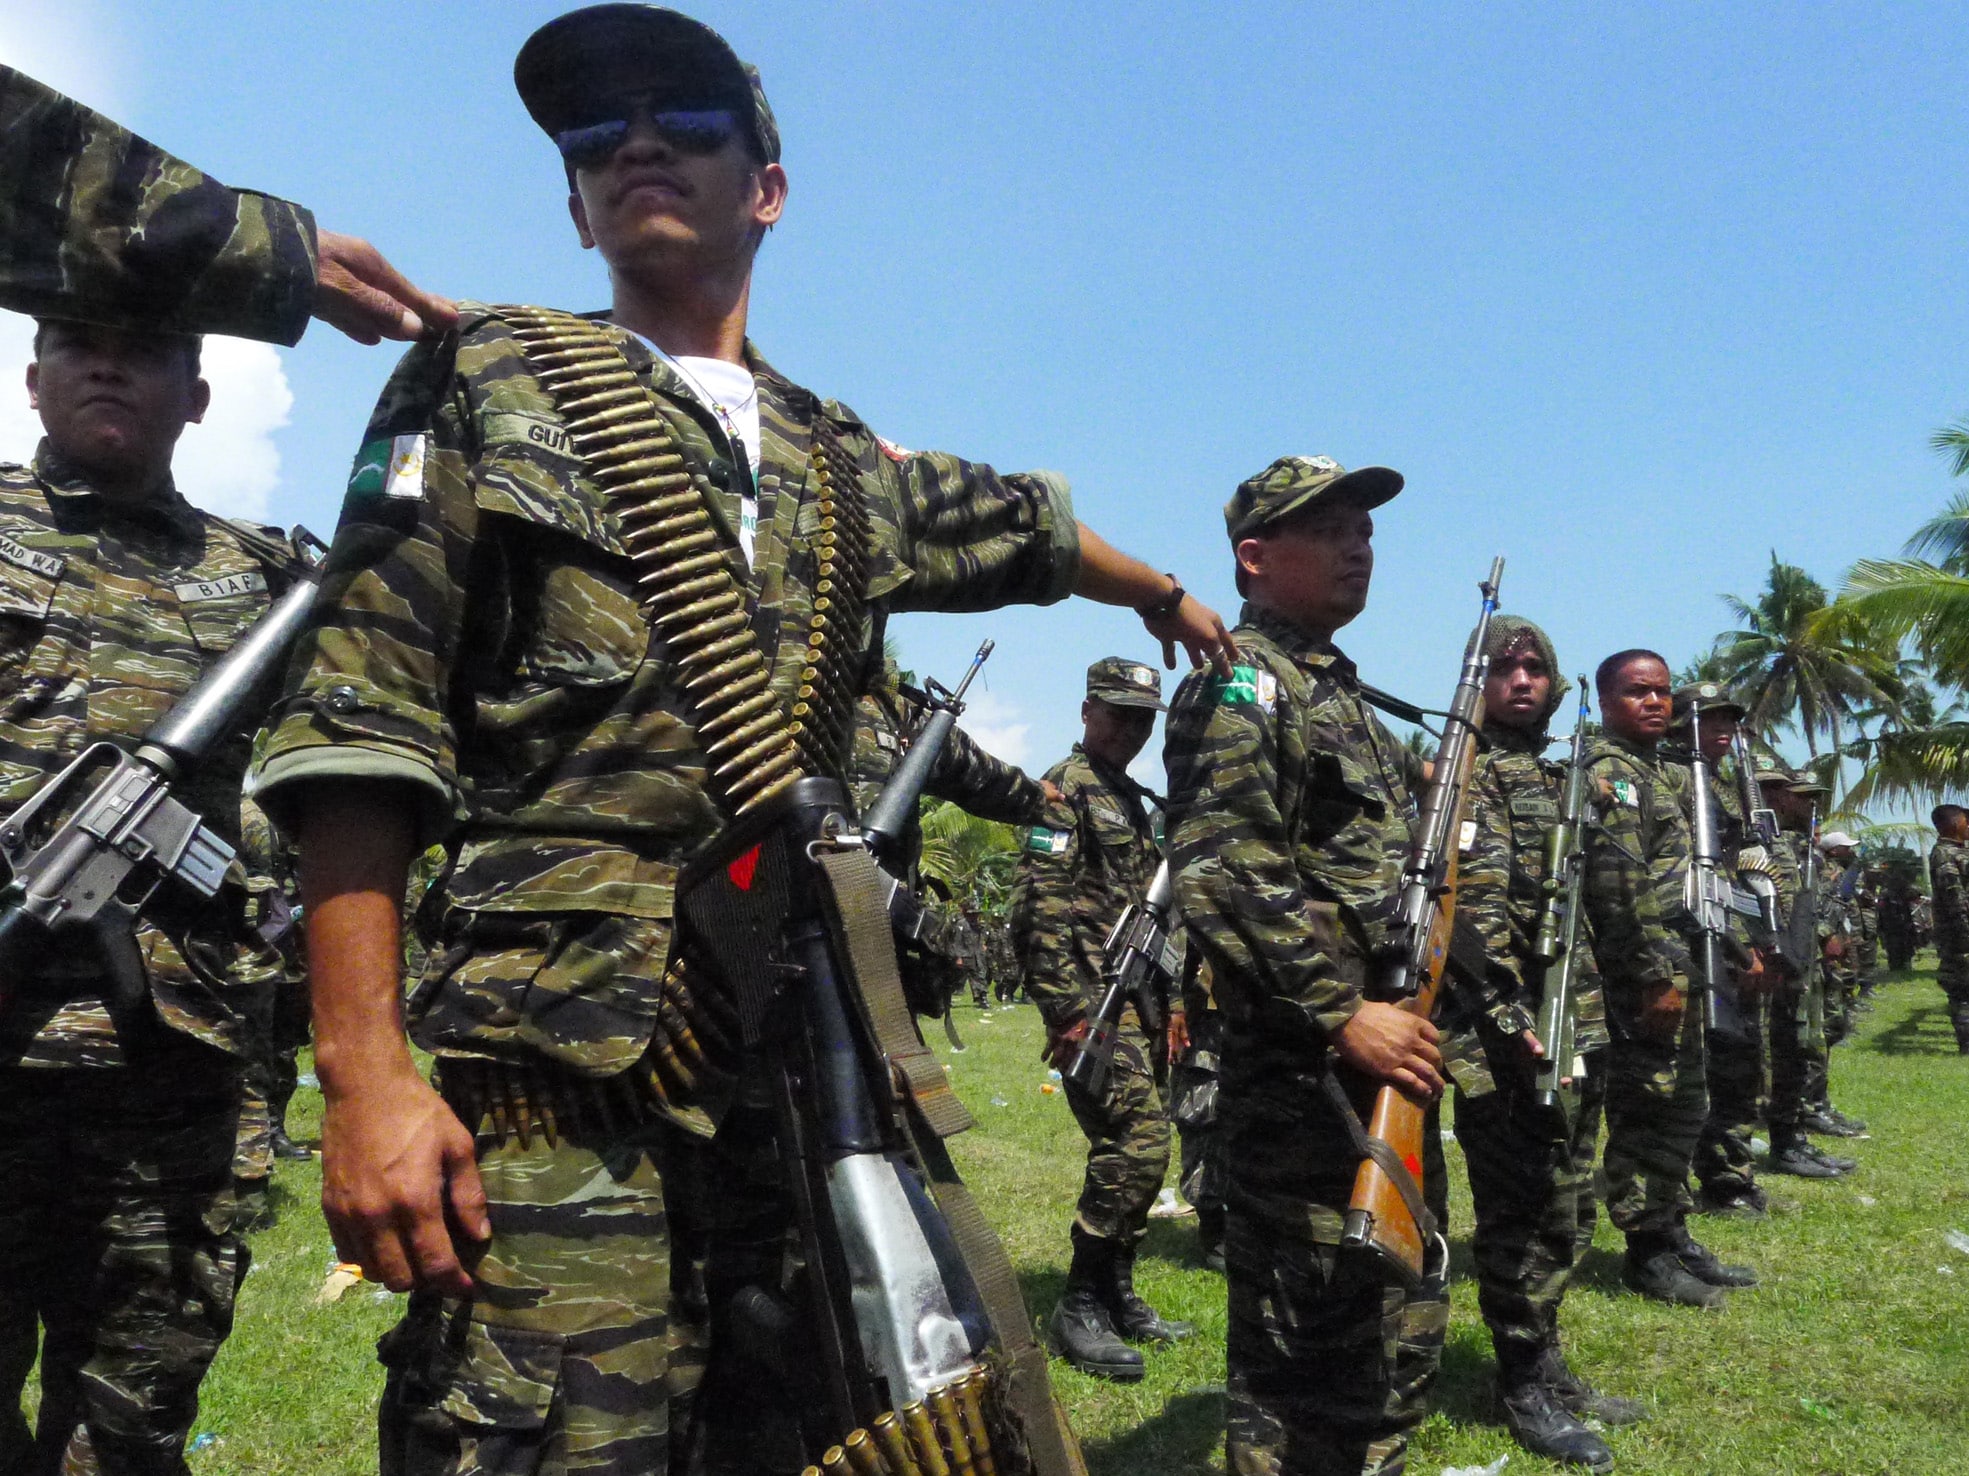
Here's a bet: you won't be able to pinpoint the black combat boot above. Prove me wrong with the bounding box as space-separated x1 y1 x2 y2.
1104 1241 1194 1344
1695 1182 1767 1220
1536 1345 1648 1427
1498 1349 1615 1472
1047 1234 1144 1381
1621 1234 1726 1308
269 1123 313 1160
1196 1204 1226 1275
1671 1225 1757 1289
1800 1108 1865 1139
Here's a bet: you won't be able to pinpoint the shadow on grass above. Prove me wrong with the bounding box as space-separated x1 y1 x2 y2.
1569 1243 1630 1295
1142 1216 1211 1270
1861 1001 1956 1056
1083 1388 1225 1476
1435 1329 1501 1427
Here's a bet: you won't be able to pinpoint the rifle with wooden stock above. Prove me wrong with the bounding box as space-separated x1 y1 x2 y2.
1530 679 1593 1112
1340 556 1502 1283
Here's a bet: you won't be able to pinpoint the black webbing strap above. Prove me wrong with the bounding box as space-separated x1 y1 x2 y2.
1321 1073 1438 1252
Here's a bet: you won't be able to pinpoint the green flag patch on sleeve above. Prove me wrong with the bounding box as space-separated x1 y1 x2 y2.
346 434 429 505
1023 825 1071 855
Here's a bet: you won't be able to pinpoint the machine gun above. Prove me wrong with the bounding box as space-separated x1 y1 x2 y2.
1683 710 1758 1043
674 649 1003 1458
1530 680 1593 1112
1064 859 1179 1096
0 536 323 1025
1339 556 1501 1283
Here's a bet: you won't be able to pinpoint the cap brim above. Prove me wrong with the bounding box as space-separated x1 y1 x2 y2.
1262 465 1405 532
1091 691 1167 713
516 5 751 134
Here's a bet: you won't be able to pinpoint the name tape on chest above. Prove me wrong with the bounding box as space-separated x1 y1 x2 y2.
1509 795 1560 821
348 433 430 502
0 533 65 582
1025 825 1071 855
1091 802 1130 829
175 570 268 603
484 411 574 457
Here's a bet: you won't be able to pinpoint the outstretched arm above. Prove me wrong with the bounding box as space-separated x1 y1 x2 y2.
1074 523 1237 677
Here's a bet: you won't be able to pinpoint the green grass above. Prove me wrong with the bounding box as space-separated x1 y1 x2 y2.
52 962 1969 1473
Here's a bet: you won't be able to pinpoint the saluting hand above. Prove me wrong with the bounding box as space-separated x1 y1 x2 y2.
313 231 460 345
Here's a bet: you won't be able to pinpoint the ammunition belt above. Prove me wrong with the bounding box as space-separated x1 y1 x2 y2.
805 1368 999 1476
495 304 869 815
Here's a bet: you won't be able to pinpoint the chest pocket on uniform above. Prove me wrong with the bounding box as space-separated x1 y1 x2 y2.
173 567 270 653
1300 750 1387 843
0 551 58 672
472 439 647 690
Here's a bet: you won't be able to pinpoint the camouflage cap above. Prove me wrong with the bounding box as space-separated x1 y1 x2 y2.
1670 680 1746 725
515 5 781 164
1224 455 1403 544
1086 656 1165 712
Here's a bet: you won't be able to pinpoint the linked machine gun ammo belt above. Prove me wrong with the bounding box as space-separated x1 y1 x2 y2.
501 305 1083 1476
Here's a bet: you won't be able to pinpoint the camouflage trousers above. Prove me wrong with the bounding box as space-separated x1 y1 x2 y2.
1822 956 1858 1044
1223 1104 1449 1476
379 1094 702 1476
0 1052 243 1476
1694 994 1766 1197
1937 954 1969 1051
1453 1052 1602 1368
1060 1016 1170 1246
1602 989 1707 1240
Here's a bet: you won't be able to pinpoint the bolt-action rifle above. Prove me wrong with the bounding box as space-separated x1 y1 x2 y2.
674 645 1005 1458
0 534 324 1027
1683 711 1758 1043
1065 858 1179 1097
1339 556 1502 1284
1782 801 1822 972
1530 680 1593 1112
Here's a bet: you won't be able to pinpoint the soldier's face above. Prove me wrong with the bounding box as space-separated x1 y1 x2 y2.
1599 658 1673 744
26 323 207 498
1237 497 1375 638
1690 714 1738 763
1484 651 1551 731
1081 698 1155 767
568 111 787 280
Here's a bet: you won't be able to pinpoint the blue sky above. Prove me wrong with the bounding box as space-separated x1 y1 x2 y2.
4 2 1965 790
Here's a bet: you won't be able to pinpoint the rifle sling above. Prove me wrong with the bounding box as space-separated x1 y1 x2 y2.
1322 1073 1438 1252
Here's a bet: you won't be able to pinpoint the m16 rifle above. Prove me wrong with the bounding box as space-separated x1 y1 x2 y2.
1530 680 1592 1112
674 644 1014 1462
0 536 323 1026
1782 801 1822 973
1340 556 1501 1284
1064 858 1179 1097
1683 710 1758 1043
1728 730 1785 959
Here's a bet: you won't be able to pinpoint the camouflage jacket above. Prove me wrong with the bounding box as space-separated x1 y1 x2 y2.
849 667 1045 880
1164 604 1421 1069
0 66 317 344
1007 743 1162 1027
249 305 1078 1075
0 445 294 1066
1817 855 1854 939
1929 838 1969 952
1455 725 1609 1070
1581 736 1692 1002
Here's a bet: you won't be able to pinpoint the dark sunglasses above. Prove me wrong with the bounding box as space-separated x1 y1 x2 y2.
554 107 743 170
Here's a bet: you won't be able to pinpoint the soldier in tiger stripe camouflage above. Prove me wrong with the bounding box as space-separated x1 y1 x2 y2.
244 9 1234 1473
1166 455 1447 1476
0 319 297 1475
1451 616 1639 1472
1010 656 1192 1382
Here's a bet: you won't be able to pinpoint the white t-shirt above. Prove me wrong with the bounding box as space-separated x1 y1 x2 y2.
637 338 762 564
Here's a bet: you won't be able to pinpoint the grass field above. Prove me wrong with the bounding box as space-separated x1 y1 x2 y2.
77 961 1969 1474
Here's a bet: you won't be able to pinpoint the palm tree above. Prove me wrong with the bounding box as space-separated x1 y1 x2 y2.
917 801 1021 914
1711 554 1898 760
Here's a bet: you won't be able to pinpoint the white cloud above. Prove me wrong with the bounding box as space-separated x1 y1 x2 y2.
0 311 293 522
961 690 1032 770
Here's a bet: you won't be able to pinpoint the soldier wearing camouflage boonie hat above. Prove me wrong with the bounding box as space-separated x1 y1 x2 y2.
1223 454 1404 544
1087 656 1166 711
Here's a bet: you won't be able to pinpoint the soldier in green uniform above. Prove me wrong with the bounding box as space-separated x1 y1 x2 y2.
1582 652 1755 1309
1166 455 1449 1476
1928 805 1969 1053
1758 769 1856 1179
1011 656 1193 1381
1818 835 1861 1044
247 9 1234 1473
0 320 298 1473
0 64 451 345
1854 865 1882 1002
1452 616 1639 1471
